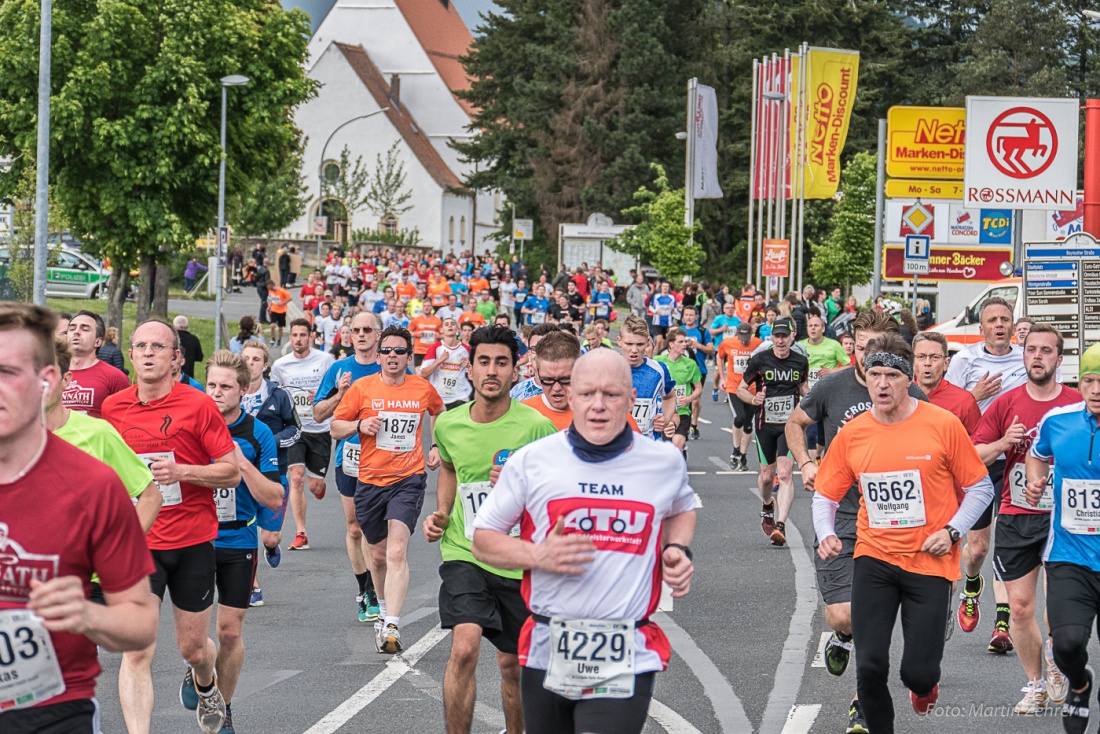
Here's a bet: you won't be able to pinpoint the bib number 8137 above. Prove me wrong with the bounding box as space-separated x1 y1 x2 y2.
1066 486 1100 510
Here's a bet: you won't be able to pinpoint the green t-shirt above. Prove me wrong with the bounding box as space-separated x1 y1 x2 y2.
55 410 153 499
476 299 498 320
655 354 702 416
799 338 850 383
434 400 557 578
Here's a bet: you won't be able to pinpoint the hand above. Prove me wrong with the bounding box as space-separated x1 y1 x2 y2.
360 415 382 436
423 510 449 542
921 528 953 557
653 414 667 434
149 456 182 486
677 395 689 408
1002 415 1026 447
28 577 90 635
971 371 1003 402
337 371 352 395
533 518 596 575
1025 477 1048 507
489 463 503 487
426 446 441 471
753 386 766 406
817 535 842 561
801 461 818 491
662 546 694 597
663 418 677 438
718 378 726 393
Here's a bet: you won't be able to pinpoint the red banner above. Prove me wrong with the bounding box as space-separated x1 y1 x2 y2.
752 57 790 200
762 239 790 277
883 247 1012 282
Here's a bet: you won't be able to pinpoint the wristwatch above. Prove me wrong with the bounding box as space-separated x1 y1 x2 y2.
944 525 961 544
664 543 693 561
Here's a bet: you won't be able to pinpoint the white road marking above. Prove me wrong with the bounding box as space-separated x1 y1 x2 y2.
721 426 733 434
655 612 754 733
810 631 830 668
659 581 674 612
697 418 712 425
780 704 821 734
694 492 704 508
649 699 705 734
302 626 450 734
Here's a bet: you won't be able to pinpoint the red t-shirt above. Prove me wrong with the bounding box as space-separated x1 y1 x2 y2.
571 273 590 299
971 383 1082 515
0 434 154 707
925 379 982 435
62 361 130 419
299 283 320 301
102 382 236 550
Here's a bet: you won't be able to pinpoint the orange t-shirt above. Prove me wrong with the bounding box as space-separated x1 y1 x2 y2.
428 278 451 307
459 311 486 328
468 277 490 294
815 401 989 580
333 374 445 487
717 336 762 393
521 394 641 433
409 315 443 355
267 287 292 314
395 282 417 300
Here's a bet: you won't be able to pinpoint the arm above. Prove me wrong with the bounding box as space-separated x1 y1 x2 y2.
28 576 158 653
784 406 817 488
314 373 352 423
686 379 703 404
420 357 443 377
661 392 679 425
425 412 440 470
134 483 162 533
237 449 285 512
660 510 697 597
273 388 302 448
151 451 239 489
424 459 457 541
812 493 843 560
1025 453 1053 506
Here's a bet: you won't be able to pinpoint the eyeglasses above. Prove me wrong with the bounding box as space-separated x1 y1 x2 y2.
378 346 409 355
131 342 174 353
538 374 571 388
351 327 375 334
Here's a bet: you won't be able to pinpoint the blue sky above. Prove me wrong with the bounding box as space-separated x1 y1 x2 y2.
281 0 501 34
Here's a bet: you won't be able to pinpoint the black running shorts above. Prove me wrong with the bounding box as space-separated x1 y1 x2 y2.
150 542 216 613
673 414 691 440
993 512 1050 582
728 394 757 434
814 532 856 605
215 547 258 610
520 667 655 734
438 560 528 654
755 426 790 466
0 698 99 734
1046 561 1100 634
354 473 427 544
287 431 331 479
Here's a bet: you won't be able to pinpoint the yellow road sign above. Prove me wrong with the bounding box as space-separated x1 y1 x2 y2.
885 179 964 200
886 106 965 180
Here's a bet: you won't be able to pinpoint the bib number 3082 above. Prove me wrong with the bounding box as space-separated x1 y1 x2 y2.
544 618 635 700
0 610 65 710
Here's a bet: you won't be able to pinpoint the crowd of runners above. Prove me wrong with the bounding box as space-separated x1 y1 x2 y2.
4 246 1100 734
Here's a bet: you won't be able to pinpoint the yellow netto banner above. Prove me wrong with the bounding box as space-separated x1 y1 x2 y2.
790 48 859 200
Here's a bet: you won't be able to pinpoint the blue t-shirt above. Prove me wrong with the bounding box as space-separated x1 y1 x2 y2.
524 296 550 325
217 412 280 549
513 288 529 308
1033 402 1100 572
450 282 468 296
372 299 388 314
589 291 614 319
315 356 383 468
681 326 711 375
630 358 676 439
650 294 678 327
710 314 742 341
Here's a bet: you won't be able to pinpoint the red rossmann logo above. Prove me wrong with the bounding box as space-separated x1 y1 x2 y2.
547 498 654 555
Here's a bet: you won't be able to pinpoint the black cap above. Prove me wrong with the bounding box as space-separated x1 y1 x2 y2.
736 322 752 336
771 318 793 335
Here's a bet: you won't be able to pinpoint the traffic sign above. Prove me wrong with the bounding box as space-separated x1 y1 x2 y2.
885 179 963 200
513 218 534 240
903 235 931 274
886 106 965 179
964 97 1079 210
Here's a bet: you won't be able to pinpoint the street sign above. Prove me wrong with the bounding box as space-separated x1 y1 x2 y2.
513 218 534 240
885 179 963 200
761 239 790 278
903 235 931 274
312 216 328 236
883 246 1011 281
217 227 229 264
886 106 966 179
964 97 1079 210
1025 231 1100 259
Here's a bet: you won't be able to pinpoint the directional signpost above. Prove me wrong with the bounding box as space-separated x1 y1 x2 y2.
904 234 931 313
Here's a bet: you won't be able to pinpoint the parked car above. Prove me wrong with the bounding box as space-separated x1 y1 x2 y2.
0 246 110 299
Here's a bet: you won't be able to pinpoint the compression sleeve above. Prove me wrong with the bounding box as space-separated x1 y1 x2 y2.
947 475 996 534
812 492 840 541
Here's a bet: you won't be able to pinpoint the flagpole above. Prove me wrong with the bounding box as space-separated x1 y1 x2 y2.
685 77 697 248
778 49 789 293
748 61 758 287
755 58 766 289
796 42 809 293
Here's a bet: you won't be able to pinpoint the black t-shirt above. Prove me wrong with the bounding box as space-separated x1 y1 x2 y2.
549 303 581 322
567 292 585 309
742 348 809 430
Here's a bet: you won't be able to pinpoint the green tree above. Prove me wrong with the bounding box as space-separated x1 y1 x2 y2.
809 152 876 289
230 134 309 238
612 164 705 284
3 164 65 301
0 0 316 328
362 141 414 219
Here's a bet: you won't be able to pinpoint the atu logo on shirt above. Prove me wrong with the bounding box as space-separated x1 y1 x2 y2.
548 498 654 556
0 522 59 603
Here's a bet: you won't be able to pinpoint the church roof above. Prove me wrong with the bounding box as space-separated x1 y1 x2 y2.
393 0 476 116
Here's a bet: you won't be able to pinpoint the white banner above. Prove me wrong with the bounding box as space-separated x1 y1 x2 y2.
692 84 723 200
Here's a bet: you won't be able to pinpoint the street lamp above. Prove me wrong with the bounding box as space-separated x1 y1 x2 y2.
316 108 389 263
215 74 249 351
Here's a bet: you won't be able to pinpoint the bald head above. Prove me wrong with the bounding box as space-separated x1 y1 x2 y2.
570 349 635 445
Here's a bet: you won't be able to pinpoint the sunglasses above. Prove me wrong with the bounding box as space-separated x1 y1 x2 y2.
378 346 409 356
538 374 571 388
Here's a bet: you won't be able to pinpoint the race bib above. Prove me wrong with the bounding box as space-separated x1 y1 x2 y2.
656 304 671 317
342 441 360 477
420 330 437 344
215 487 237 523
808 368 821 388
544 618 635 700
596 302 610 317
860 470 926 529
764 394 794 424
0 609 65 711
674 384 689 402
733 355 749 375
1060 478 1100 534
437 370 463 402
459 481 520 540
375 412 421 453
1008 463 1053 511
631 398 656 435
490 279 500 289
139 451 183 506
530 311 546 325
292 390 313 420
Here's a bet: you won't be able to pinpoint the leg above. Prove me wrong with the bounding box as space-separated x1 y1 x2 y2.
1006 569 1043 682
214 605 248 704
852 557 903 734
774 455 796 524
757 462 776 505
368 537 389 602
307 475 327 500
383 519 412 616
520 667 574 734
897 568 950 697
119 639 158 734
1047 562 1099 692
288 464 307 536
174 606 218 687
963 524 991 577
341 495 369 576
825 602 853 636
443 623 483 734
497 651 524 734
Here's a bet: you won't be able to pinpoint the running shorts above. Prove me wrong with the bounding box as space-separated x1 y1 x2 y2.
0 698 100 734
520 668 655 734
150 541 216 613
354 473 427 544
270 311 287 327
335 469 358 499
673 415 691 440
756 426 790 466
971 459 1005 531
814 531 856 605
1046 561 1100 634
445 399 469 411
438 560 528 654
993 512 1050 582
287 431 331 479
215 547 258 610
728 395 757 434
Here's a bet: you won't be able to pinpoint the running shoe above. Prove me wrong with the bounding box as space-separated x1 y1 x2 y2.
1048 637 1069 705
249 588 264 607
711 388 719 402
1063 666 1093 734
374 620 384 653
690 425 700 440
365 590 380 622
909 684 939 715
988 621 1014 654
770 521 787 547
739 455 749 472
729 453 739 470
196 682 227 734
222 705 236 734
957 575 983 633
761 504 776 537
180 667 198 711
379 622 402 654
357 595 369 623
824 631 853 677
265 543 281 568
288 532 309 551
1014 680 1048 714
845 700 869 734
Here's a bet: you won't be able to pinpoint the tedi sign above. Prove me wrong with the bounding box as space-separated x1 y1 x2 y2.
963 97 1079 210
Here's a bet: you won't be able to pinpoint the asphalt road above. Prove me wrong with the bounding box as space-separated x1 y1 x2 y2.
93 392 1098 734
